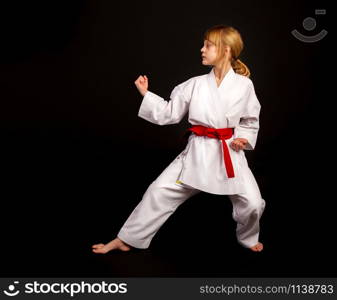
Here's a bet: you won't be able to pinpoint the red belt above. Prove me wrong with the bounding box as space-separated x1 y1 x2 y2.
187 125 235 178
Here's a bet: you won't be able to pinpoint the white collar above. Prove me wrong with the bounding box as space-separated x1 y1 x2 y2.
207 66 235 90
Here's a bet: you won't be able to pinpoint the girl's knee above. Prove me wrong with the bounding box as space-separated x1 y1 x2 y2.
247 197 265 214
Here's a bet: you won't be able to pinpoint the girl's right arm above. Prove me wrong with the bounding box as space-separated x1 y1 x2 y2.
134 75 191 126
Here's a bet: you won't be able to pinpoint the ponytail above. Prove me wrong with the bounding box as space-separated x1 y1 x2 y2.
231 59 250 77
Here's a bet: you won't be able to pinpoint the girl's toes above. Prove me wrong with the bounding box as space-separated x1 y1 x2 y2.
92 244 105 249
93 247 106 254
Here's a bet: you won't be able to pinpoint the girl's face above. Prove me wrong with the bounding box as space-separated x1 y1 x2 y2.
200 39 218 66
200 39 231 66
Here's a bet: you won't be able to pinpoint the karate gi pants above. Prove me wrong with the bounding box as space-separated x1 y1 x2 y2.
117 157 266 249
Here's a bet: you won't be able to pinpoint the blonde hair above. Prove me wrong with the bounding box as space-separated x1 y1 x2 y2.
203 24 250 77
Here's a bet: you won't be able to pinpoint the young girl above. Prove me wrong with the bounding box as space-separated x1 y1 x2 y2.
92 24 266 253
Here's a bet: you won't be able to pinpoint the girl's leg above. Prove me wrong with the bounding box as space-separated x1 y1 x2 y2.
228 165 266 249
117 158 200 249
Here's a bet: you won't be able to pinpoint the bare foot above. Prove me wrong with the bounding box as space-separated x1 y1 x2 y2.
250 242 263 252
92 238 132 254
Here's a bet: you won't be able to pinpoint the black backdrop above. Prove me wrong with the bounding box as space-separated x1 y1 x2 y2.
0 0 334 277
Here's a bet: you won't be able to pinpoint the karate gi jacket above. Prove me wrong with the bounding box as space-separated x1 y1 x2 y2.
138 66 261 195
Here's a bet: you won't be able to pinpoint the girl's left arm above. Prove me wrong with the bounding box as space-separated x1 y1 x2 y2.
233 81 261 150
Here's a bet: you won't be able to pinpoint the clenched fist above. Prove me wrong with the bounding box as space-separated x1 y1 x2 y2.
230 138 248 152
134 75 148 97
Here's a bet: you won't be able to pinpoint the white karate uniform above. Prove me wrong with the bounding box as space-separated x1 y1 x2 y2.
117 67 266 249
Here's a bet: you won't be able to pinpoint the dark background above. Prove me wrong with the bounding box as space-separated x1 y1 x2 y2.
0 0 334 277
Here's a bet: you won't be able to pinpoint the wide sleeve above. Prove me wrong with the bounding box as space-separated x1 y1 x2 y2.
234 81 261 150
137 83 191 125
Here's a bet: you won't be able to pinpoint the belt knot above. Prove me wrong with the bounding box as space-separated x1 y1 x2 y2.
186 125 235 178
